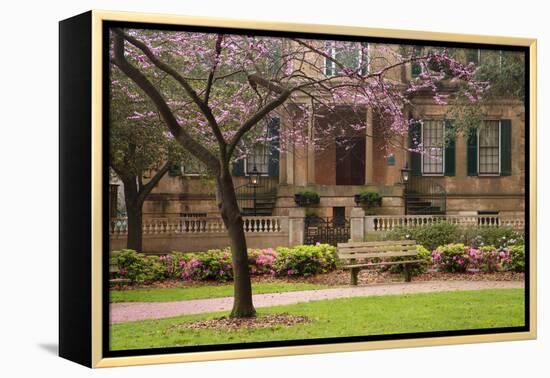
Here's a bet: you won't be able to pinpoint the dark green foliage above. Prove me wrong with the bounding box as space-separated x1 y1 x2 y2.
273 244 338 277
504 244 525 273
112 249 166 283
384 221 460 251
357 191 382 206
385 221 524 251
458 226 524 249
295 190 320 206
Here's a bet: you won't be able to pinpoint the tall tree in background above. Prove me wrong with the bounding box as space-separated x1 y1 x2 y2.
111 28 485 317
110 72 187 252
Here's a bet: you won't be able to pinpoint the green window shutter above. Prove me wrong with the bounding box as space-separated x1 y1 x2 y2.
500 119 512 176
168 162 181 176
467 128 478 176
411 47 422 77
409 121 422 176
232 159 245 176
267 118 280 178
444 121 456 176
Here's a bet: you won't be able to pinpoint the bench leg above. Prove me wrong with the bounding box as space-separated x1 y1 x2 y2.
350 268 359 285
403 264 412 282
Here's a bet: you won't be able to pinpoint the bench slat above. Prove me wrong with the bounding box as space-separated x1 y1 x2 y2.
339 245 417 255
339 251 418 259
338 240 416 248
342 259 425 269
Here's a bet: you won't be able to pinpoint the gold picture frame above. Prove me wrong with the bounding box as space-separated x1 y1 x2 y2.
59 9 537 368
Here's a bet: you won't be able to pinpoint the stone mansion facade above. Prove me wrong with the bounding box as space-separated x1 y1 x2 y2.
109 44 526 252
136 50 524 223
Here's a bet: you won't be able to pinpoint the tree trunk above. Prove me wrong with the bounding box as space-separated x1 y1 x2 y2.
217 169 256 318
122 177 143 252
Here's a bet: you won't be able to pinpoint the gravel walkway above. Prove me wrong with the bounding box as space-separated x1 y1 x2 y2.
110 280 524 324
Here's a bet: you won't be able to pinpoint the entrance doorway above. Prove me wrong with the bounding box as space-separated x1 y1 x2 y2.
335 136 365 185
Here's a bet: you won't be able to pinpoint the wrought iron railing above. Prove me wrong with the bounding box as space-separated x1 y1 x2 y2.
405 177 447 214
234 176 278 214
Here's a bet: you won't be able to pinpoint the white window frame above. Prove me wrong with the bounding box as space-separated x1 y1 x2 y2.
244 144 269 177
420 120 445 177
477 120 501 176
325 42 369 77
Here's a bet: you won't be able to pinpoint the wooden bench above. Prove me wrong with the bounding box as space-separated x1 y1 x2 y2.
337 240 423 285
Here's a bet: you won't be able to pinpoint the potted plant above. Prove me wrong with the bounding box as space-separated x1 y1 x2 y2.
294 190 321 207
354 191 383 208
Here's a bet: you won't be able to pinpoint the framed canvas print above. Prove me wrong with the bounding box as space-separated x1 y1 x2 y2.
59 10 537 368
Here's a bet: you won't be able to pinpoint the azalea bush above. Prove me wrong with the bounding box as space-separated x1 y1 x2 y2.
178 250 234 281
272 244 338 277
504 244 525 272
431 243 521 273
111 244 337 283
431 243 471 273
111 249 166 283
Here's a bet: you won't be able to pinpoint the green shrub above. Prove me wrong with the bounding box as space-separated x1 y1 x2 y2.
387 245 432 276
384 221 524 252
385 221 460 251
295 190 320 205
273 244 337 277
504 244 525 272
458 226 524 249
112 249 165 283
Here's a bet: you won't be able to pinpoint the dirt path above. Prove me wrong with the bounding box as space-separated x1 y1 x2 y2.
110 280 524 324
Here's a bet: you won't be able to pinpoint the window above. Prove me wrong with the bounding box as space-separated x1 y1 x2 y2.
325 42 368 76
466 48 482 65
466 49 503 70
245 144 268 175
421 120 445 175
478 120 500 175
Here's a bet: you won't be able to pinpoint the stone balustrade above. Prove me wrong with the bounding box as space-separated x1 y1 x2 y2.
365 214 525 232
110 216 287 236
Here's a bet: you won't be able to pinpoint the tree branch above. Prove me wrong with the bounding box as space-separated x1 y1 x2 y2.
112 31 220 173
204 34 224 105
113 28 227 155
227 75 292 158
138 161 171 204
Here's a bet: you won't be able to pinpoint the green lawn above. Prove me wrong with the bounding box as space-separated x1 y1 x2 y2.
110 288 524 351
110 282 333 303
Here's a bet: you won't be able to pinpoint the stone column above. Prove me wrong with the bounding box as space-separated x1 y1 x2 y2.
288 207 306 246
307 103 316 185
350 207 366 242
365 216 376 232
285 142 295 185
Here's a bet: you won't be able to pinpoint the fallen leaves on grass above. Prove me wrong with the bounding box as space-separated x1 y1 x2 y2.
173 314 311 331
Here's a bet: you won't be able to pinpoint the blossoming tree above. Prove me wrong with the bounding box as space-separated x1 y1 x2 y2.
111 27 485 318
